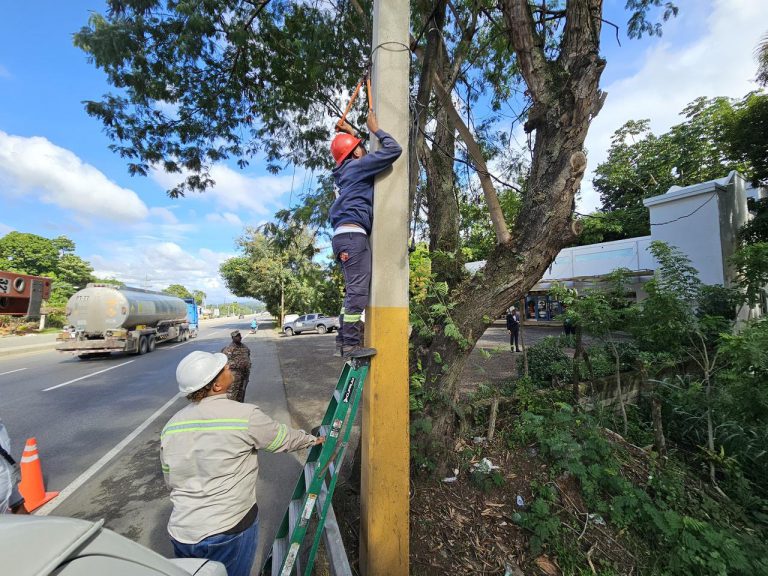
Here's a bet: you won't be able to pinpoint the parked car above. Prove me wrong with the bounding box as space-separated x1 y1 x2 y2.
1 515 226 576
282 313 340 336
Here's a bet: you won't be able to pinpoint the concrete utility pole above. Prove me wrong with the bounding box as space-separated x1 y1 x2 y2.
361 1 410 575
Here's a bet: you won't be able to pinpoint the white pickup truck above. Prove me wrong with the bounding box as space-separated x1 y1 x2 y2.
282 313 340 336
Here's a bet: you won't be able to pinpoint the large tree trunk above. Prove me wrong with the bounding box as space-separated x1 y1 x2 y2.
414 0 606 461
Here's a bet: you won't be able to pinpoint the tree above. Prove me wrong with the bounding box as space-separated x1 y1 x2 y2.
163 284 193 299
0 232 70 276
220 225 340 321
0 232 95 306
192 290 207 306
593 97 752 240
756 31 768 87
723 92 768 186
76 1 679 462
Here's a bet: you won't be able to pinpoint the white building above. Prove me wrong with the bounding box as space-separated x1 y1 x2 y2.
469 172 761 321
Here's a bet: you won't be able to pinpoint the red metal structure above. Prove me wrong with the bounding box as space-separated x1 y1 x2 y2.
0 271 52 318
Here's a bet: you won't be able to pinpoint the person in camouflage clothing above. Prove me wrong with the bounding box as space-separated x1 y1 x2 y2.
221 330 251 402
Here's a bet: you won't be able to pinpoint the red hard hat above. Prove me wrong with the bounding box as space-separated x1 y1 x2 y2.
331 133 362 165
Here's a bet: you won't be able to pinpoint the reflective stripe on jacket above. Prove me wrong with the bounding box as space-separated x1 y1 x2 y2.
160 394 316 544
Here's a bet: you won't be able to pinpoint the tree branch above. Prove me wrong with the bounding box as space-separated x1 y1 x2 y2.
432 74 512 244
499 0 549 102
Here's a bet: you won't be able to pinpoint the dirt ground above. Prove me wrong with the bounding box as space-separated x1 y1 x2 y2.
274 321 567 575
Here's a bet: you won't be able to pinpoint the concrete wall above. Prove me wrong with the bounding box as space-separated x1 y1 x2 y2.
542 236 655 281
644 171 748 287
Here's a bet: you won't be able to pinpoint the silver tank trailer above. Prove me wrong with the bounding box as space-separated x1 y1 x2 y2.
66 284 188 335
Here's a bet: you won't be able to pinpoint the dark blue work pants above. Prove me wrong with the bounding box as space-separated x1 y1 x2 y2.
332 232 371 348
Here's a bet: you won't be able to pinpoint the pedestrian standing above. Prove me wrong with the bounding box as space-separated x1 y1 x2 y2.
221 330 251 402
329 110 402 359
161 351 323 576
506 307 521 352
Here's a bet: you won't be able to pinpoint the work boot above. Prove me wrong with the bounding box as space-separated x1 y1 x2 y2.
342 346 377 359
333 344 343 357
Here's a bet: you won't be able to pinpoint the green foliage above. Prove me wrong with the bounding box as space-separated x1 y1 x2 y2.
593 97 755 239
220 225 340 318
512 400 768 575
731 242 768 307
0 232 95 307
459 188 522 262
191 290 207 305
574 211 626 245
518 337 572 386
757 33 768 87
740 197 768 245
162 284 193 299
723 91 768 185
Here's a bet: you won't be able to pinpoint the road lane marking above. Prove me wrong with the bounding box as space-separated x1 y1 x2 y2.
0 368 27 376
43 360 135 392
35 392 183 516
206 330 221 337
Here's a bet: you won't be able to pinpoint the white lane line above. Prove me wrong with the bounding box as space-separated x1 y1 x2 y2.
35 392 183 516
165 342 186 349
206 330 221 337
0 368 27 377
43 360 135 392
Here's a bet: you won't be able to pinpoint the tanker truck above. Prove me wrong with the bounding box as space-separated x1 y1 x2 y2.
56 284 194 358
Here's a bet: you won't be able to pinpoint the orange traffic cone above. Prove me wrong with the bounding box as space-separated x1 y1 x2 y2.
18 437 59 512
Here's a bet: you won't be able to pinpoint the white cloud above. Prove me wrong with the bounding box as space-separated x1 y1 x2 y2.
90 241 237 302
149 206 180 224
206 211 244 227
581 0 768 212
152 163 297 216
0 222 13 236
0 131 149 221
0 65 10 79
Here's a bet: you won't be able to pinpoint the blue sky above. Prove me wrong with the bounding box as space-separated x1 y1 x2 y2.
0 1 766 302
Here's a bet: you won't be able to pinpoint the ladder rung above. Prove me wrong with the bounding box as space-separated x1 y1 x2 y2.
319 424 331 437
272 538 288 576
304 460 319 480
289 498 302 529
333 389 341 403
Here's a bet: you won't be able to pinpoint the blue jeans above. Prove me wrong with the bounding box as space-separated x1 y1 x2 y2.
171 519 259 576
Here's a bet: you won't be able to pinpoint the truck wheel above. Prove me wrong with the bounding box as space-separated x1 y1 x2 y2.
148 335 156 352
284 327 294 336
78 353 94 360
138 335 148 355
317 324 327 334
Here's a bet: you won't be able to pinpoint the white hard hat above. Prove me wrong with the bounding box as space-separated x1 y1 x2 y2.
176 351 228 394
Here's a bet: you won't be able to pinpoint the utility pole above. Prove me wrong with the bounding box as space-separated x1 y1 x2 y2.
361 2 410 575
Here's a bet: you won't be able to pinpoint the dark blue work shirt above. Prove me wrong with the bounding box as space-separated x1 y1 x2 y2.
330 129 402 234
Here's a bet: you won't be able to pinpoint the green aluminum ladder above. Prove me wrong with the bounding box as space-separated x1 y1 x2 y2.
263 357 370 576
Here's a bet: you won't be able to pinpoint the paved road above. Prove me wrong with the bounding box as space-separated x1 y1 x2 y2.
0 317 310 569
0 317 247 491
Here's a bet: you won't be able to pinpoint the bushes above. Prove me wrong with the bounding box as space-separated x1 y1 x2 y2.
519 336 572 385
511 399 768 575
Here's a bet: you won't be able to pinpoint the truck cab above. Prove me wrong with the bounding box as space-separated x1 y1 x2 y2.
183 298 199 337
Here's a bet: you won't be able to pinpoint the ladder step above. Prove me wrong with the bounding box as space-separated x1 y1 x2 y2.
333 389 341 403
271 538 288 576
289 498 302 529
